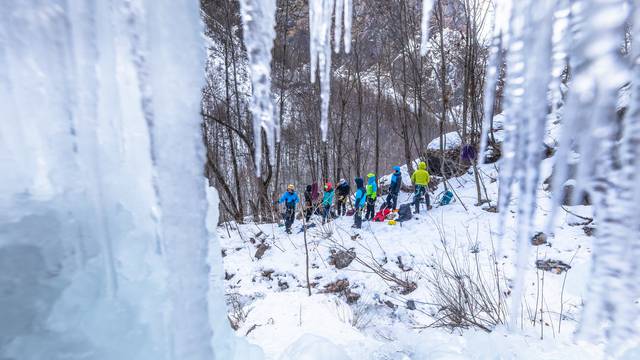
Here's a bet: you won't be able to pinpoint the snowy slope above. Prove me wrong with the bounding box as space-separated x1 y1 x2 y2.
215 155 635 359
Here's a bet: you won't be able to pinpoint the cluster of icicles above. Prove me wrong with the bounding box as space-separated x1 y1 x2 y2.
239 0 639 352
479 0 640 353
238 0 435 174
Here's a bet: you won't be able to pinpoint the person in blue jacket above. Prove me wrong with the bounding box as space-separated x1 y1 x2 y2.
352 177 367 229
322 182 334 224
279 184 300 234
385 166 402 210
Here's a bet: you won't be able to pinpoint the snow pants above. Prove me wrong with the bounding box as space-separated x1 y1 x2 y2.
304 205 312 222
336 196 347 216
365 197 376 220
385 192 399 210
413 185 430 213
322 204 332 223
284 205 296 232
353 208 363 228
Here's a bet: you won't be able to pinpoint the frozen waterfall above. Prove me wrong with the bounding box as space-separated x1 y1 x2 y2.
0 1 259 359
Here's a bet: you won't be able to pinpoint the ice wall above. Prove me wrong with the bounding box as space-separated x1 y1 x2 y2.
0 1 251 359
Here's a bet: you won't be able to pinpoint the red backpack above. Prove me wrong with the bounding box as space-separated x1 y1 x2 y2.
373 208 391 222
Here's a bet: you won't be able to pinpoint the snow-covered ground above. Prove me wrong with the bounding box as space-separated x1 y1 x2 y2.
215 157 634 359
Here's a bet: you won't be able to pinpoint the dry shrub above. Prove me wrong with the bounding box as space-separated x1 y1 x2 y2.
419 222 507 332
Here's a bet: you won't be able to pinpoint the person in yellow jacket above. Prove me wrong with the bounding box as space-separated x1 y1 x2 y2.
410 161 431 213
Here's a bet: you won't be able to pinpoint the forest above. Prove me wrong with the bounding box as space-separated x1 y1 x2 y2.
201 0 493 222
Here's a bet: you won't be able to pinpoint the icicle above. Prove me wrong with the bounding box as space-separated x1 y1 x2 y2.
238 0 278 175
343 0 352 53
548 0 570 117
494 0 636 348
309 0 334 141
478 32 502 165
0 1 233 359
419 0 435 56
575 0 636 350
124 0 165 256
495 0 527 257
508 0 555 330
308 0 352 141
334 0 344 53
617 6 640 342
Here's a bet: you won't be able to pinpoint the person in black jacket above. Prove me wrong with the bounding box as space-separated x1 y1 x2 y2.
303 184 313 222
335 178 350 216
385 166 402 210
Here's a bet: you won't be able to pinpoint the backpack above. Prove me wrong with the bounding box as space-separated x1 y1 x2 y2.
398 204 412 222
373 208 391 222
440 190 454 206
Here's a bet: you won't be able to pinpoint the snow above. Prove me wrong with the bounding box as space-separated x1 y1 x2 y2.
0 2 248 359
281 334 351 360
242 293 373 359
427 131 462 150
217 156 634 358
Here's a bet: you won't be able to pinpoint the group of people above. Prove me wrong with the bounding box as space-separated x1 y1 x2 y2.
278 162 432 233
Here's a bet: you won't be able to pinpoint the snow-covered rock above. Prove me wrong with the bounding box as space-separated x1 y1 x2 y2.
427 131 462 150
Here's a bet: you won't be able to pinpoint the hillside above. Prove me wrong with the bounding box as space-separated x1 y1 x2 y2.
216 153 620 358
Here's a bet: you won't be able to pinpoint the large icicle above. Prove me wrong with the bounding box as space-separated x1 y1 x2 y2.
333 0 344 52
494 0 527 257
419 0 435 56
309 0 352 141
489 0 638 349
541 0 631 348
0 1 249 359
478 32 502 165
238 0 279 175
569 0 635 351
615 4 640 348
343 0 352 53
508 0 555 329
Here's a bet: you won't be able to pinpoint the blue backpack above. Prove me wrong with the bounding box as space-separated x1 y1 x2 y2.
440 190 454 206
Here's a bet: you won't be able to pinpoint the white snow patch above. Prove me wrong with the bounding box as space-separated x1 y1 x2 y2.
427 131 462 150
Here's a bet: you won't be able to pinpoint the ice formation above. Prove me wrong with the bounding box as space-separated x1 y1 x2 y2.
309 0 352 141
0 1 252 359
238 0 279 175
419 0 435 56
485 0 639 350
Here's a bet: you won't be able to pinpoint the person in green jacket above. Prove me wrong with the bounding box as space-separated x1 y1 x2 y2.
365 173 377 220
410 161 431 213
